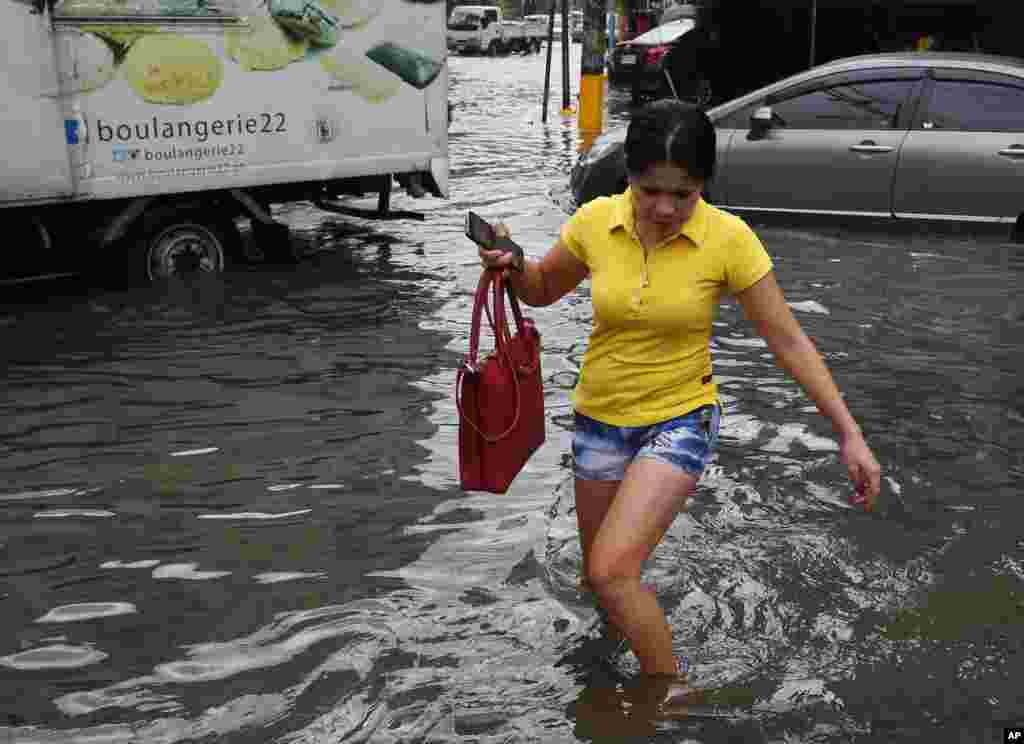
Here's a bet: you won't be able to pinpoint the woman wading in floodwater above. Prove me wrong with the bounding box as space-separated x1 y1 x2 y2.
478 100 881 687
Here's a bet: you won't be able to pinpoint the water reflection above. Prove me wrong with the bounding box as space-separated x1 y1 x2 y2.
571 676 769 743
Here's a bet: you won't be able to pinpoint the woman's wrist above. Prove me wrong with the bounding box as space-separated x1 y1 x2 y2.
506 258 545 306
818 401 862 443
832 416 863 443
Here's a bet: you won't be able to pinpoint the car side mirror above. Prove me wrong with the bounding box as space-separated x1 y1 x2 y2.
748 105 774 139
751 105 774 129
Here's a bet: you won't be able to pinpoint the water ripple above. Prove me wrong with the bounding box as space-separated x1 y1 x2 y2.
0 50 1020 744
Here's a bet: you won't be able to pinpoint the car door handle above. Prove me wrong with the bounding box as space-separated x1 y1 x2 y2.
849 143 894 154
997 145 1024 158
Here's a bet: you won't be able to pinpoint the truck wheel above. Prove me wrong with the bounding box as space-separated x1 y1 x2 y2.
145 219 228 282
533 39 542 53
488 40 499 56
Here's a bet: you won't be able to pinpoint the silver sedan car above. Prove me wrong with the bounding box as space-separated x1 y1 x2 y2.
571 52 1024 239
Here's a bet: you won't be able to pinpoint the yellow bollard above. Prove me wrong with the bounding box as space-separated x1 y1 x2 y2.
577 73 605 153
579 128 601 154
578 73 605 133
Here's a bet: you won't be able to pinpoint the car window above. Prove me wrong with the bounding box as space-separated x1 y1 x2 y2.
922 79 1024 132
629 19 696 45
770 79 917 130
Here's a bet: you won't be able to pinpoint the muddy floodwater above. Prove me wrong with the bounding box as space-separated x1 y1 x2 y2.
2 51 1023 743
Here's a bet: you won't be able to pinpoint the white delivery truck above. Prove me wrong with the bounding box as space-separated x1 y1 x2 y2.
1 0 449 283
510 15 546 53
447 5 543 56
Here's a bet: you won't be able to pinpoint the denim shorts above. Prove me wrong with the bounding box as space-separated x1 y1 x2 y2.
572 404 721 481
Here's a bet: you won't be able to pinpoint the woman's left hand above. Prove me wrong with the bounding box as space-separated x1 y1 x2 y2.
841 433 881 510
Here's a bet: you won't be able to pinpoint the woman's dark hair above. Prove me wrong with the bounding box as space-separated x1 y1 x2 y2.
624 100 716 181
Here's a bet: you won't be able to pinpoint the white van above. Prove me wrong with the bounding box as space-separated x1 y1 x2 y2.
1 0 449 282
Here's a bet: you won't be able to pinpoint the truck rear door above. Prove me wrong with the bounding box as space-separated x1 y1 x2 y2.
1 0 76 203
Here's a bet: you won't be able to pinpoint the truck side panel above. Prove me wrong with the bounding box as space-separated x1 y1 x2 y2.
52 2 448 201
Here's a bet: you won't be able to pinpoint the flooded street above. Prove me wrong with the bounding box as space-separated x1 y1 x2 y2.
2 50 1023 743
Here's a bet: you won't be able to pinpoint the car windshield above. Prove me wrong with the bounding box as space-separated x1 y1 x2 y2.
629 18 696 45
449 10 480 27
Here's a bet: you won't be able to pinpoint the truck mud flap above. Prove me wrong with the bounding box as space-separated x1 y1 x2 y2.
314 175 425 221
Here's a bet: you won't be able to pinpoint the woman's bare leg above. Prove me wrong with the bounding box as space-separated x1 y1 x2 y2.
575 477 663 642
573 477 619 588
586 458 697 676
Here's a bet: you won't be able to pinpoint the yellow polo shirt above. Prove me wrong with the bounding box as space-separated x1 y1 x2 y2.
561 189 773 426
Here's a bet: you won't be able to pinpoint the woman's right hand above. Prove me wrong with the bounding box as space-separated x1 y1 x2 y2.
478 222 520 278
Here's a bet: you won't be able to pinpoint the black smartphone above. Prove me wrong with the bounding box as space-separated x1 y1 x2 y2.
465 211 496 248
465 211 524 268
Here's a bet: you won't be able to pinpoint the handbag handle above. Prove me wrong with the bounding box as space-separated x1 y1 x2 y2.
456 269 524 443
465 269 528 373
487 273 540 375
465 267 493 368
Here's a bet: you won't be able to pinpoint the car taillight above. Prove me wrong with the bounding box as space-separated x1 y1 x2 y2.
644 45 670 66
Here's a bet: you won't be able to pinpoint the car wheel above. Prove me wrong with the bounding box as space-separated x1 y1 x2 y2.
144 218 228 282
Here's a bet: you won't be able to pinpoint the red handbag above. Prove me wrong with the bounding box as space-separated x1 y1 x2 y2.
456 268 545 493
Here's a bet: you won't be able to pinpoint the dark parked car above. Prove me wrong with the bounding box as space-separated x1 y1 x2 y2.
608 18 716 104
573 52 1024 240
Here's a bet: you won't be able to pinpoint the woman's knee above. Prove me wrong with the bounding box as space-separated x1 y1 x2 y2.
586 554 640 594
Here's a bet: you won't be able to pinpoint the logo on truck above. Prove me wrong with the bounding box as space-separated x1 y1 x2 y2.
112 147 141 163
96 113 288 144
97 113 288 167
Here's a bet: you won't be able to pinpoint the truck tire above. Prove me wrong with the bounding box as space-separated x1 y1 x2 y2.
252 220 299 263
488 40 499 56
533 39 542 53
144 218 229 282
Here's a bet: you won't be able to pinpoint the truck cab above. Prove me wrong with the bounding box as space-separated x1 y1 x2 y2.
447 5 503 55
